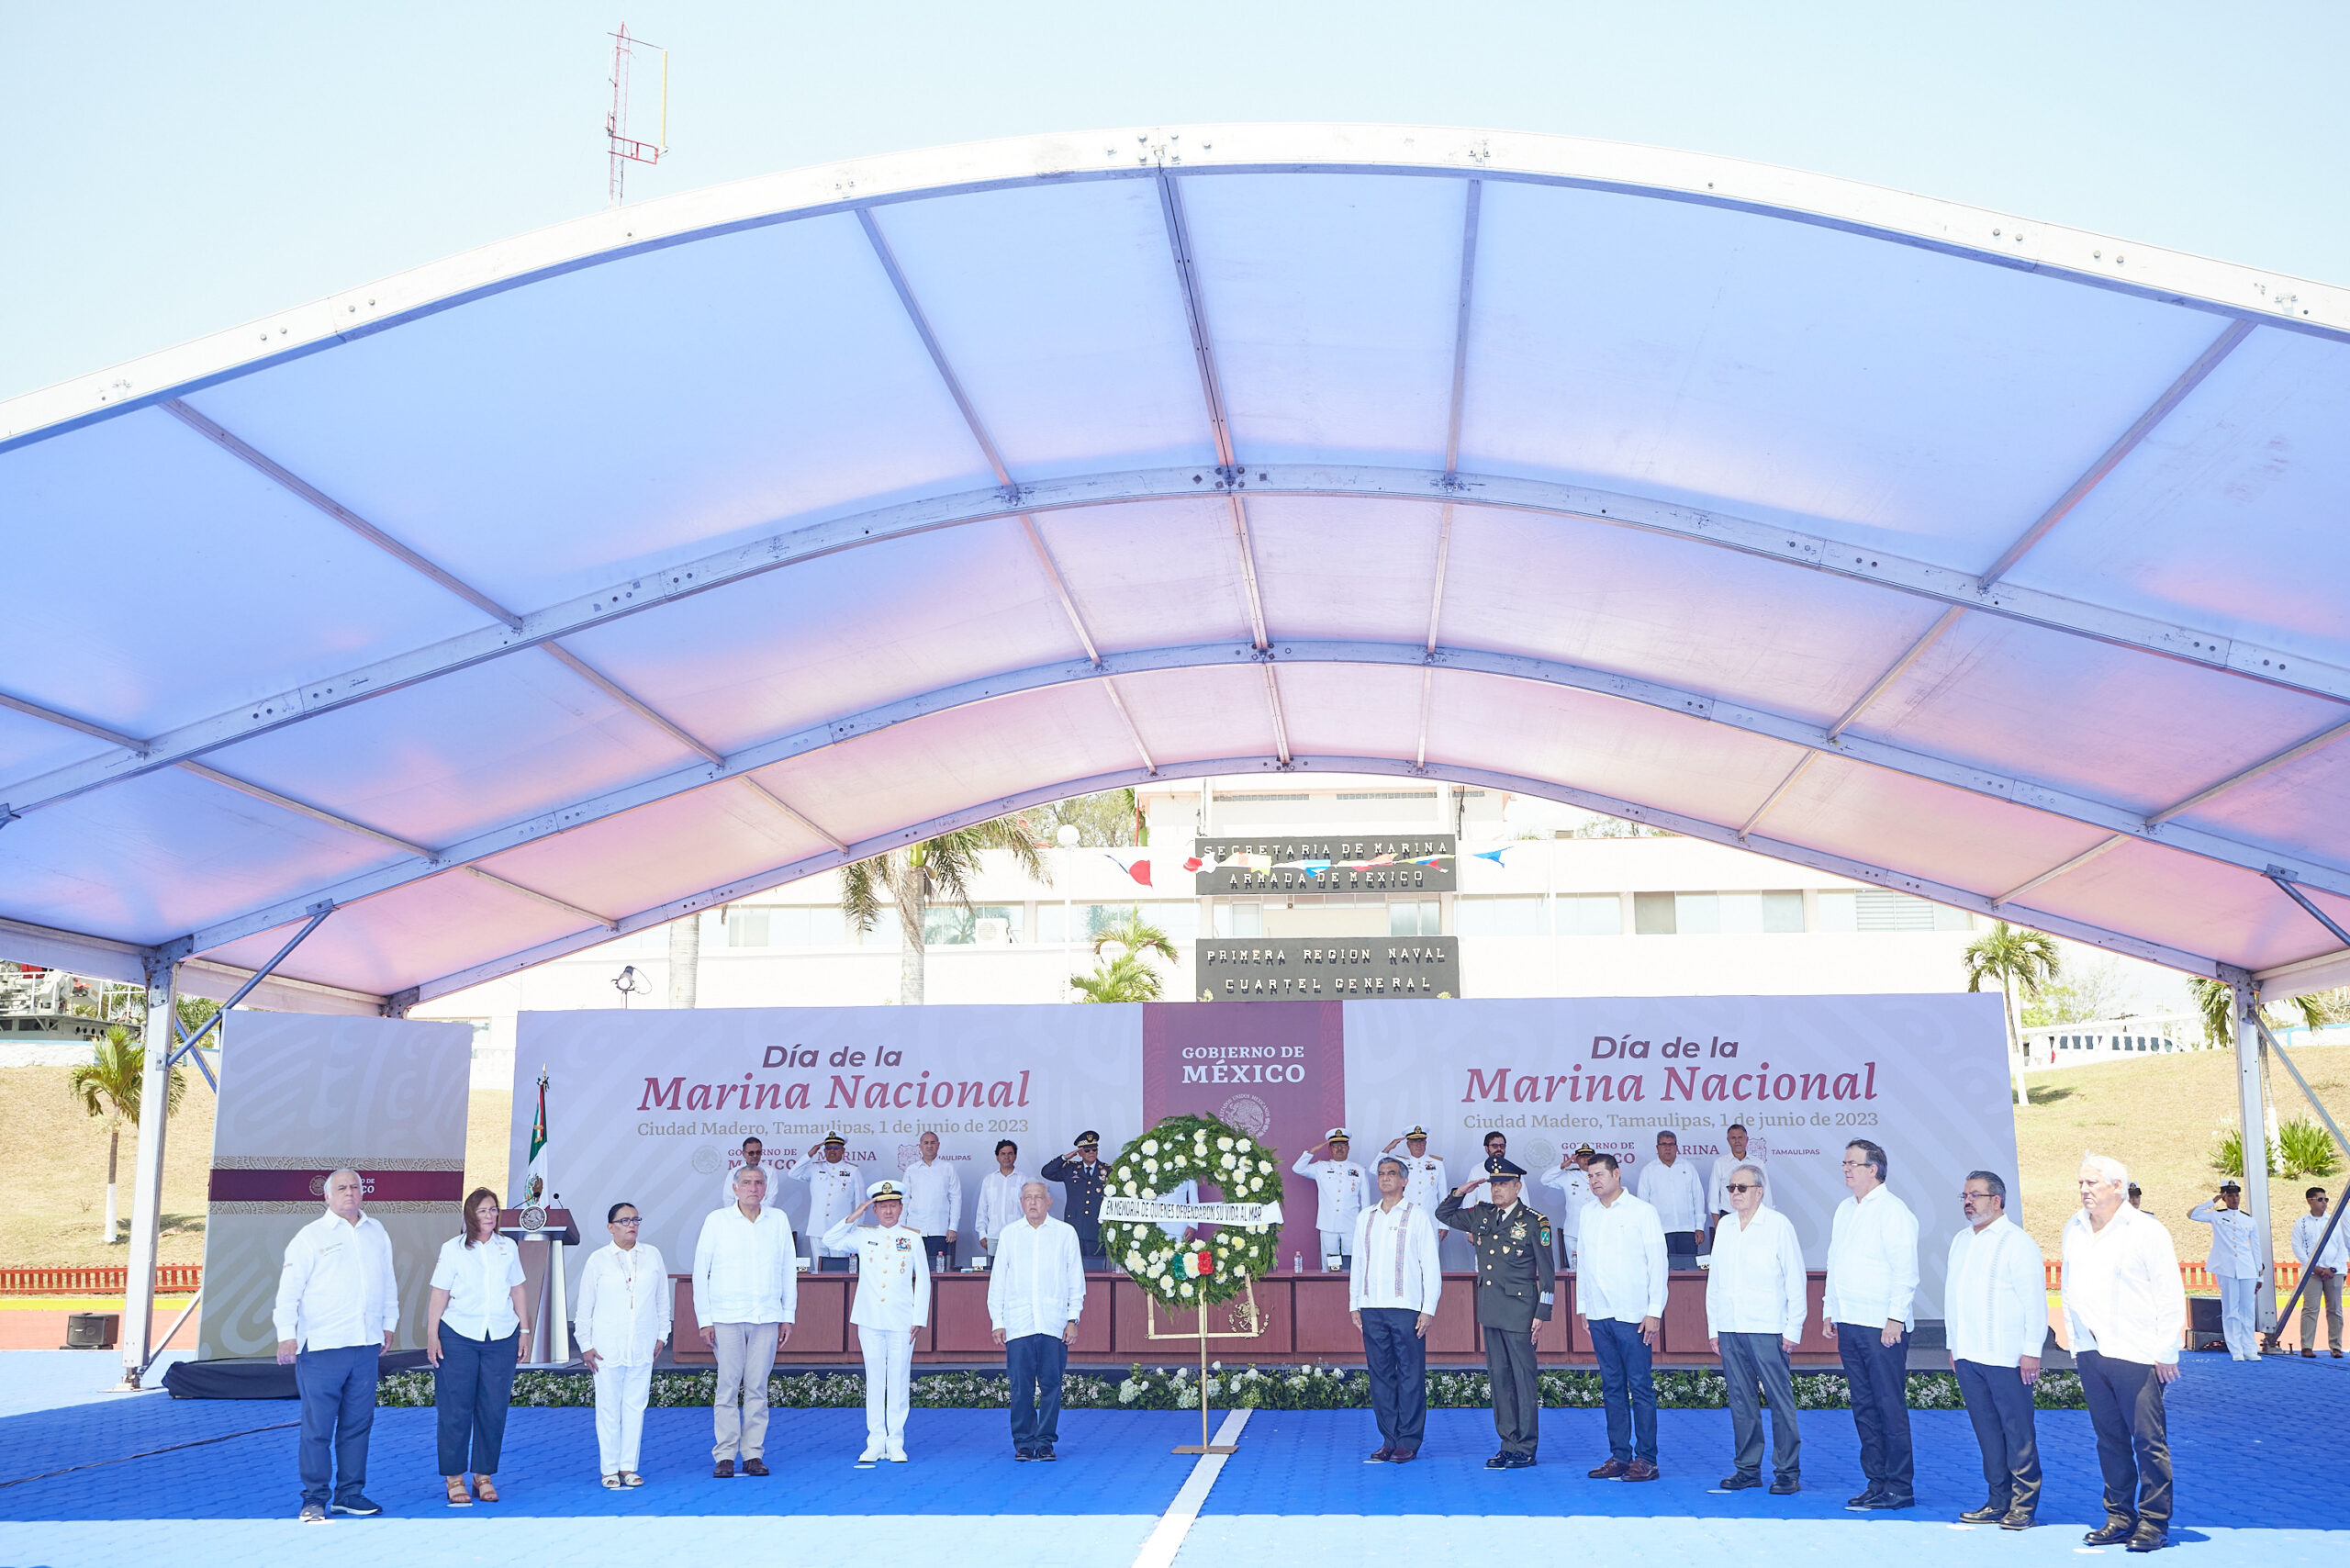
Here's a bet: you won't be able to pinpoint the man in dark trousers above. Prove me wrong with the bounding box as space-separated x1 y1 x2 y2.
1438 1159 1555 1469
1041 1131 1110 1270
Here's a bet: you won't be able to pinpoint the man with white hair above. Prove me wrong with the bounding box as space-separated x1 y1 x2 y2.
274 1168 398 1522
2063 1153 2186 1553
1947 1170 2046 1530
1705 1160 1805 1494
989 1180 1084 1461
693 1165 799 1477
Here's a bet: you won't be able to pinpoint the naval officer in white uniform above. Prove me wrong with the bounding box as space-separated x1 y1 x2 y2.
827 1179 933 1462
1294 1127 1370 1270
792 1131 865 1271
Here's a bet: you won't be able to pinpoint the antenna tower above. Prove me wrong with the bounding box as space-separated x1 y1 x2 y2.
605 23 669 207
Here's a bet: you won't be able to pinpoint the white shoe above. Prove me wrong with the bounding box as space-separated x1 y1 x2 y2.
858 1441 885 1463
887 1440 908 1462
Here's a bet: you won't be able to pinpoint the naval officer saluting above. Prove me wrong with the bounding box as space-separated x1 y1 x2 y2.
1041 1132 1111 1271
1438 1159 1556 1469
792 1132 865 1271
827 1180 933 1463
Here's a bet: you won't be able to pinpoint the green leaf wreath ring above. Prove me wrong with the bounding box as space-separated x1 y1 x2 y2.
1110 1114 1284 1310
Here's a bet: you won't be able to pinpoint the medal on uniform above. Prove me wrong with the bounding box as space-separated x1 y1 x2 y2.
1511 1222 1527 1240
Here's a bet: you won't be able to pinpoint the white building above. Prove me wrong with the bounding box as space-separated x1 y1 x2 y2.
417 777 2016 1079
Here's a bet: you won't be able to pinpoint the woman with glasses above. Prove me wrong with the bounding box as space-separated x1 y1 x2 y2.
425 1186 531 1506
576 1202 672 1487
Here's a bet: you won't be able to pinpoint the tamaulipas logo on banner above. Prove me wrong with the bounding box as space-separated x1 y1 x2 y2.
1100 1196 1286 1227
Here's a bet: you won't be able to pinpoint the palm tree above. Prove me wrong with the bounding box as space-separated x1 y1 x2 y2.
1962 921 2061 1107
2188 977 2326 1048
68 1027 186 1243
1070 952 1164 1002
1091 911 1177 966
841 819 1048 1003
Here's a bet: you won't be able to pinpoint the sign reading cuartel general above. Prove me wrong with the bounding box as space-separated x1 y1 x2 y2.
1192 834 1455 893
1195 937 1459 1001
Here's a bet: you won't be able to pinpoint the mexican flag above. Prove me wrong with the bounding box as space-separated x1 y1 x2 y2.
520 1067 550 1208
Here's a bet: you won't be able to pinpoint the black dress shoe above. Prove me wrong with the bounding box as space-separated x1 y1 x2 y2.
1589 1458 1630 1479
1999 1511 2034 1531
1389 1449 1418 1463
1365 1447 1394 1463
1959 1503 2007 1523
1770 1476 1801 1495
2125 1525 2168 1553
742 1459 769 1477
1721 1473 1762 1490
1036 1447 1057 1462
1505 1454 1539 1469
1013 1449 1033 1462
2083 1518 2137 1546
1844 1489 1882 1510
1485 1454 1511 1470
713 1461 734 1479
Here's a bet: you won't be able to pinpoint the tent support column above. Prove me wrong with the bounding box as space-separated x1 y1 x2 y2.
118 958 179 1388
2232 975 2277 1335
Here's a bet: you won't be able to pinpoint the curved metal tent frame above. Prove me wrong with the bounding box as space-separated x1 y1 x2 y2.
6 124 2348 1372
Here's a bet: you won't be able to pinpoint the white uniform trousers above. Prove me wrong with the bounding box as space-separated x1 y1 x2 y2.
859 1326 914 1450
1319 1229 1352 1269
592 1361 654 1474
2218 1275 2259 1359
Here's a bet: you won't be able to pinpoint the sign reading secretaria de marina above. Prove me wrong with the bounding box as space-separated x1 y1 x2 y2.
1192 834 1456 893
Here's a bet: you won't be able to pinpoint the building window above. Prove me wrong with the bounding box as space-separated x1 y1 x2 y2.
1456 896 1542 936
1212 902 1264 938
1556 894 1623 935
921 905 1025 945
1674 892 1720 934
1037 903 1145 945
727 909 770 947
1389 899 1442 936
1633 890 1677 935
1144 902 1200 944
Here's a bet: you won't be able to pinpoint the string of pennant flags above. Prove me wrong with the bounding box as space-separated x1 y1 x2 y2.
1091 844 1512 887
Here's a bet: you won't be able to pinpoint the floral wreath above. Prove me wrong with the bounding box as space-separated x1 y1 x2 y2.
1110 1114 1284 1309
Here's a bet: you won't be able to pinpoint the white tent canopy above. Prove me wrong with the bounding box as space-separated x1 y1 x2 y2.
6 123 2350 1013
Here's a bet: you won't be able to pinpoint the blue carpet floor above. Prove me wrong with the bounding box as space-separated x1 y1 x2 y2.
0 1350 2340 1567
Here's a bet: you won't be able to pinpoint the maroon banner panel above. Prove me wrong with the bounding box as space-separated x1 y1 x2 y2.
1140 1000 1344 1271
207 1168 467 1204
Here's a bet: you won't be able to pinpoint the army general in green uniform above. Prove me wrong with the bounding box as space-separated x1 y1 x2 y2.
1438 1159 1555 1467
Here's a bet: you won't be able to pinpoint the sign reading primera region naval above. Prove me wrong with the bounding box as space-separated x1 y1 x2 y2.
1197 937 1460 1002
1193 834 1456 894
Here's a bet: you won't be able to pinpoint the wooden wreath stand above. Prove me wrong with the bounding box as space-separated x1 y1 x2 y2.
1146 1276 1260 1454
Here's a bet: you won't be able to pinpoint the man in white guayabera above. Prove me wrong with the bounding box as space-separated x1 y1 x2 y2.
693 1165 798 1478
988 1181 1085 1462
1945 1170 2046 1531
2064 1153 2185 1554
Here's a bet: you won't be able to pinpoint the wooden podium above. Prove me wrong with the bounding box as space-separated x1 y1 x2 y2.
499 1209 581 1366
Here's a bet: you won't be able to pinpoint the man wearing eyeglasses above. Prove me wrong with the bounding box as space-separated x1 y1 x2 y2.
1946 1170 2046 1530
1823 1138 1919 1511
1704 1164 1805 1495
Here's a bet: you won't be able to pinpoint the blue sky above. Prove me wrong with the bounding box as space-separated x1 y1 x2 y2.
8 1 2349 401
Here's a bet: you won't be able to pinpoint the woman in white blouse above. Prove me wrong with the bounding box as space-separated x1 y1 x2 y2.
576 1200 672 1487
426 1187 531 1507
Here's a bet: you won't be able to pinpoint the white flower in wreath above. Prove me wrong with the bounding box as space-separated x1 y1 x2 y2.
1217 1136 1233 1151
1179 1282 1194 1298
1123 1181 1137 1195
1248 1176 1262 1191
1144 1159 1158 1173
1259 1159 1273 1173
1142 1139 1158 1155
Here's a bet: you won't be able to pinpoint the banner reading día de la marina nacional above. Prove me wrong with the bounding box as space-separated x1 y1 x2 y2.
516 992 2011 1316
